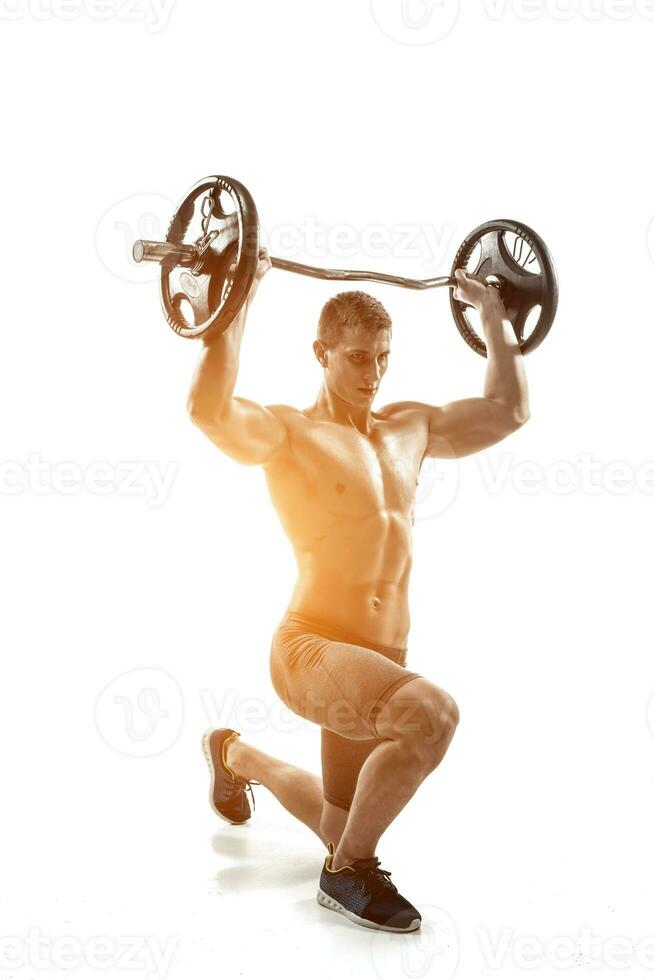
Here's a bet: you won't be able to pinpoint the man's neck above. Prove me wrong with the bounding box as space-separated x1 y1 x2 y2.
314 385 373 434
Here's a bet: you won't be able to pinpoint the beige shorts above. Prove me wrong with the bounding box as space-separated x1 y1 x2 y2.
269 610 423 811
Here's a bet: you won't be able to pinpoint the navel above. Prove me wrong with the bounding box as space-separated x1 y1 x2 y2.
336 483 345 494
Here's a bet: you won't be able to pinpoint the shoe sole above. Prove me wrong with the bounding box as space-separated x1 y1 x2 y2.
316 889 421 933
201 729 249 826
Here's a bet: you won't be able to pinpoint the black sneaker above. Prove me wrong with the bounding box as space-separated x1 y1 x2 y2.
317 842 422 932
201 729 261 825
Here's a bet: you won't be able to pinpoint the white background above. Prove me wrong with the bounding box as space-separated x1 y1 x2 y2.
2 0 654 977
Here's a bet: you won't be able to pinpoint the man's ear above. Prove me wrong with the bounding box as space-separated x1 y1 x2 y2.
313 340 327 367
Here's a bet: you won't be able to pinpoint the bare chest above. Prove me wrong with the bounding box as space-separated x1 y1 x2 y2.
265 414 429 519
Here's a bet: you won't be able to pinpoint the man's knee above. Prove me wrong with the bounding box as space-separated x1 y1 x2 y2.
412 690 459 761
377 678 460 759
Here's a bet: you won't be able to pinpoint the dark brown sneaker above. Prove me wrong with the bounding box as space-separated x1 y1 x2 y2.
201 729 260 825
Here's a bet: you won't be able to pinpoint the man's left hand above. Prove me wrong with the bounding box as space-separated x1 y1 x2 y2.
453 268 505 313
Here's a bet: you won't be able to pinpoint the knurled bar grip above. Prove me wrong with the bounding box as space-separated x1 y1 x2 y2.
132 239 199 268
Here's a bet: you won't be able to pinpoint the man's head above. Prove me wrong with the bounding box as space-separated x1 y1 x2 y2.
313 291 392 407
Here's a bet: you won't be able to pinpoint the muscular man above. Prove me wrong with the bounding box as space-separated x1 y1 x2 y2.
192 248 529 932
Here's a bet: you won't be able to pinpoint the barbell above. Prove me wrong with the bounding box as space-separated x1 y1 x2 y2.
132 174 559 357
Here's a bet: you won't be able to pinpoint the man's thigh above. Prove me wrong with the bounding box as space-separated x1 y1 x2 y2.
272 626 423 740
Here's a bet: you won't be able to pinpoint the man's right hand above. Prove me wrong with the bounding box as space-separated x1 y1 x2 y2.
229 246 271 305
202 247 271 346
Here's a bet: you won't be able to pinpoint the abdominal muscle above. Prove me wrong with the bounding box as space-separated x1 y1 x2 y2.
286 509 413 649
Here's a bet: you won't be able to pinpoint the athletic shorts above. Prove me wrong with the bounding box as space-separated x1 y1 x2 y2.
269 610 423 812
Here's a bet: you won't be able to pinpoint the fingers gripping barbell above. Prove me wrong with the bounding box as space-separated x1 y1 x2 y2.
132 174 558 357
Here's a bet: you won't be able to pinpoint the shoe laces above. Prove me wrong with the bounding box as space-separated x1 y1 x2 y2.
352 857 398 899
223 735 261 812
234 778 261 813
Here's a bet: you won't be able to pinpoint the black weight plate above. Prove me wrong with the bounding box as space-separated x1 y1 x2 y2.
161 175 259 340
449 219 558 356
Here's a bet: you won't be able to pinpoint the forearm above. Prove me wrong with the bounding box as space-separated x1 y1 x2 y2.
186 303 249 420
480 293 529 421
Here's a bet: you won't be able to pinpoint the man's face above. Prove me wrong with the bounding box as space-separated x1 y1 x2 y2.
323 325 391 406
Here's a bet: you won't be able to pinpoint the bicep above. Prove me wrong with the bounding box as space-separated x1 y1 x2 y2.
190 397 289 467
425 398 525 458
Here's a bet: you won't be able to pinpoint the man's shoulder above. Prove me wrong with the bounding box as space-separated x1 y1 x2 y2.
261 405 307 466
377 400 432 421
264 403 306 426
265 402 298 415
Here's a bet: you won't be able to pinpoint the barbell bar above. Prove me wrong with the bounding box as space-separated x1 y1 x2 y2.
132 174 558 356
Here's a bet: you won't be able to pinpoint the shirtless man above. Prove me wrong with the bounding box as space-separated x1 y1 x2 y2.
192 247 529 932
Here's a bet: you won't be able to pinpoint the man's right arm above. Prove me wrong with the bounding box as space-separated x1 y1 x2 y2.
186 250 288 467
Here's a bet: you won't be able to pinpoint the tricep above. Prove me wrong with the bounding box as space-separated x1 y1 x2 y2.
189 397 289 467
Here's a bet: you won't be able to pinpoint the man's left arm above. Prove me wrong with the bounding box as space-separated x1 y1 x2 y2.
473 271 529 424
389 270 530 459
